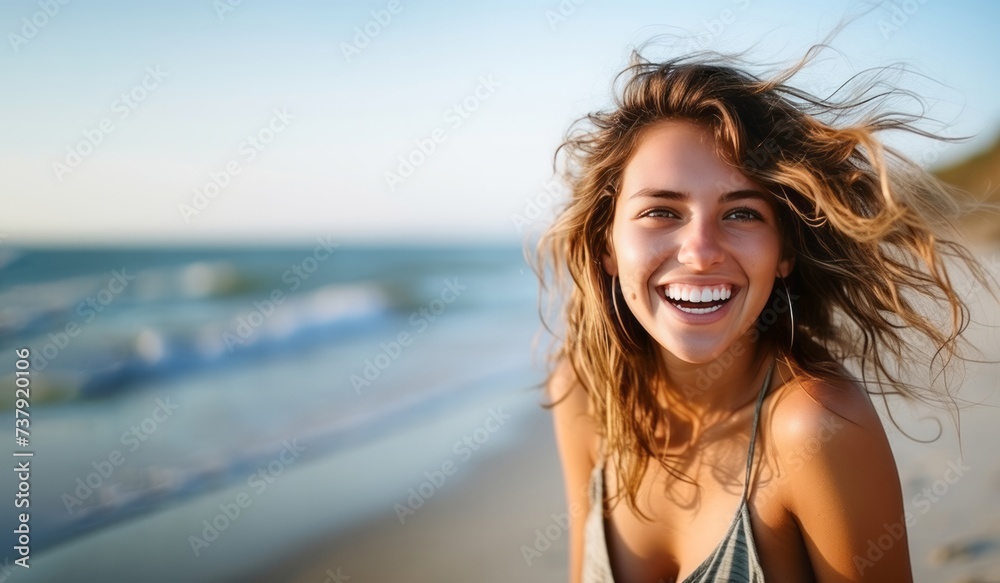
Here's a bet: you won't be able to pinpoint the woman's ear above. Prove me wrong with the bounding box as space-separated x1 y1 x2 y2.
601 253 618 276
777 255 795 279
602 242 618 276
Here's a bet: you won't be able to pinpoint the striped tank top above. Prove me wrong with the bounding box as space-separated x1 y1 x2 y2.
581 361 773 583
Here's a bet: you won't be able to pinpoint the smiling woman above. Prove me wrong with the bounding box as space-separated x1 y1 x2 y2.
606 121 791 367
533 41 993 583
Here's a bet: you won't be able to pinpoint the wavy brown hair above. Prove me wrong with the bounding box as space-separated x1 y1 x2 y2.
533 42 994 518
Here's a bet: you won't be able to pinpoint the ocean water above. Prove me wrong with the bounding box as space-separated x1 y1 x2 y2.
0 244 548 579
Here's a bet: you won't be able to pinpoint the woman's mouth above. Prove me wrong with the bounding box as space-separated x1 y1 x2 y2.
660 283 736 314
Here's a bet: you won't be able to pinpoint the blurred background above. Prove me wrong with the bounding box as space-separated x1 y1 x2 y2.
1 1 999 581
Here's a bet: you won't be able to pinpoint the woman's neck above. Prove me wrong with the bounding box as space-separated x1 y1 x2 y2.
656 335 774 420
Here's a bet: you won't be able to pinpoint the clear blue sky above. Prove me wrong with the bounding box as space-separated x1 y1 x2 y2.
2 0 998 245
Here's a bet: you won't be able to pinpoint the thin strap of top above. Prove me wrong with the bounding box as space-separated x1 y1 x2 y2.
740 359 775 500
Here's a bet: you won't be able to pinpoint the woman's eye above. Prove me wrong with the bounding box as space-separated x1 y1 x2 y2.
725 207 764 222
639 208 678 219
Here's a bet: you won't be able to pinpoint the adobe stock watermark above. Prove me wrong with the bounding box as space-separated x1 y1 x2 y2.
679 290 799 399
510 176 566 234
212 0 246 22
0 556 18 581
668 359 849 515
7 0 72 54
221 236 339 352
751 412 847 510
383 75 500 193
51 65 168 182
61 397 180 514
340 0 405 62
544 0 587 30
853 457 970 575
520 484 589 566
188 439 306 556
30 268 135 371
320 567 350 583
877 0 929 41
179 107 294 222
683 0 751 53
393 406 511 524
917 127 958 169
350 278 466 394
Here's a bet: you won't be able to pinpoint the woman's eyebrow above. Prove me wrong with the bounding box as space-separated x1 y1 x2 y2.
627 188 768 202
719 189 769 203
628 188 686 201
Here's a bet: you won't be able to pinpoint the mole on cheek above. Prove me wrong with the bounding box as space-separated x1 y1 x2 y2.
630 293 636 300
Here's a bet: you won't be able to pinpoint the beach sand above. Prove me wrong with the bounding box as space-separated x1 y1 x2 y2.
245 400 571 583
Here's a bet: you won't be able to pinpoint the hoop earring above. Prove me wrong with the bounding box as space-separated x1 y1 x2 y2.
780 277 795 353
610 275 638 347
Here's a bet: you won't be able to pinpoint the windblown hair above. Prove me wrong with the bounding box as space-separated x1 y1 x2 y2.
533 41 993 518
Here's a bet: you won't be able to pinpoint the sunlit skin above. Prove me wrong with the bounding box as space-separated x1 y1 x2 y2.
602 119 793 418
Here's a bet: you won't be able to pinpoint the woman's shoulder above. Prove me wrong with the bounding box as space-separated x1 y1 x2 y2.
765 363 885 449
761 362 901 508
757 366 913 579
546 357 602 469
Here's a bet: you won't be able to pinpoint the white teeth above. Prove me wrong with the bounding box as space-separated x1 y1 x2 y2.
677 304 723 314
664 284 733 303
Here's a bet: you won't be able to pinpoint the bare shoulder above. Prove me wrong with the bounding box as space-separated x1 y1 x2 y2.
759 365 902 517
765 367 886 453
546 357 601 469
546 357 604 583
761 367 912 581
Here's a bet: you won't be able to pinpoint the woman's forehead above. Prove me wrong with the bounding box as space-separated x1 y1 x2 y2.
621 120 761 198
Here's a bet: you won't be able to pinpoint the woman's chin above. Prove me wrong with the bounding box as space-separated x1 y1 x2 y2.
654 337 734 366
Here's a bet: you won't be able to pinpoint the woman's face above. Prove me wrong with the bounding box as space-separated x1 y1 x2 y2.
603 119 793 364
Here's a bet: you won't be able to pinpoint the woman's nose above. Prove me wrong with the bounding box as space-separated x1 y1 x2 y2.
676 218 725 270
